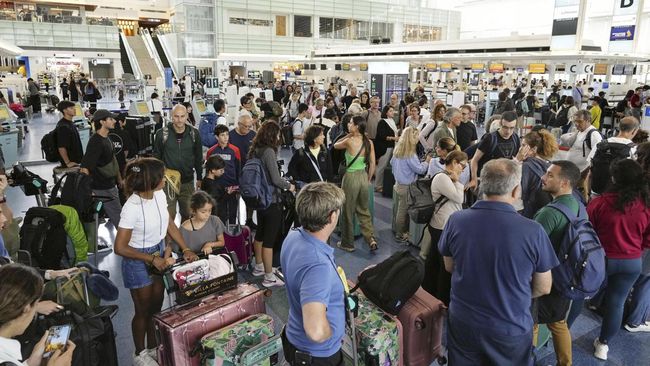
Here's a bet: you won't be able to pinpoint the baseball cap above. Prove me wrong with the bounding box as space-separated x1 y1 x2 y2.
92 109 117 122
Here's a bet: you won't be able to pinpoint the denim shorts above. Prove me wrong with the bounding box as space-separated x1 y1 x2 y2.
121 240 164 290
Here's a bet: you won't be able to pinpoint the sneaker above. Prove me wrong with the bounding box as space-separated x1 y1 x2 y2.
245 219 258 230
394 234 409 243
593 338 608 360
133 350 158 366
146 348 158 362
262 273 285 288
251 264 265 277
625 323 650 332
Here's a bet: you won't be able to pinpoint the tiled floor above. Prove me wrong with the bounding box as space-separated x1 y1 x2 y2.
5 107 649 366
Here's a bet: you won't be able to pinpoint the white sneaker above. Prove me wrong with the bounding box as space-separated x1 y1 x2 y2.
625 323 650 332
593 338 608 361
133 350 159 366
146 348 158 362
251 264 265 277
262 273 285 288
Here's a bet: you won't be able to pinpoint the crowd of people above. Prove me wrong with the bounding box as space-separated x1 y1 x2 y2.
1 77 649 366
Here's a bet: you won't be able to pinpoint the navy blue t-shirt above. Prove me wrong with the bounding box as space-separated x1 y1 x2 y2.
438 200 558 336
228 130 256 165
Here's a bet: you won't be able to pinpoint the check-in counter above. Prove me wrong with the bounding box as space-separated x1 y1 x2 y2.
0 127 19 167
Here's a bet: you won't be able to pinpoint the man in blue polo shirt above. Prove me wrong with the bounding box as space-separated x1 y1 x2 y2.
281 182 346 365
439 158 558 366
229 114 257 228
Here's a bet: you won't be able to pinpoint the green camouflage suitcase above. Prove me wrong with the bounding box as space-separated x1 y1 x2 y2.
239 335 283 366
199 314 275 366
343 291 403 365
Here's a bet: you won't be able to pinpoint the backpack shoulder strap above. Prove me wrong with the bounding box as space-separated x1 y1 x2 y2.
548 202 582 222
489 131 499 157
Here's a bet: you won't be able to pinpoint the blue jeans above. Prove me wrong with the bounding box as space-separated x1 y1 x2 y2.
599 257 642 343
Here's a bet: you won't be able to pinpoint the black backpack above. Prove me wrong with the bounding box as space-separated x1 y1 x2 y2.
415 121 437 159
351 251 424 315
41 129 60 162
590 140 634 194
551 106 570 128
19 207 67 269
50 172 95 222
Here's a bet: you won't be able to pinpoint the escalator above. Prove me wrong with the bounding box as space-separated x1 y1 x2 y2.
151 34 172 71
118 33 134 76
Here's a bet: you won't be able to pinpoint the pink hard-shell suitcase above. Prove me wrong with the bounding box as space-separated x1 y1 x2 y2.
224 224 253 269
154 283 267 366
397 287 447 366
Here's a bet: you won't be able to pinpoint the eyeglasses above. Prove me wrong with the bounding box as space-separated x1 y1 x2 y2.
459 162 468 169
239 123 252 129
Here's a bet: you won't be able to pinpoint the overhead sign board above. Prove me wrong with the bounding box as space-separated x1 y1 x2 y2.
360 63 368 71
594 63 608 75
488 63 504 73
342 63 350 71
613 0 639 16
369 74 383 97
204 77 219 95
528 64 546 74
440 63 452 72
610 25 635 41
471 63 485 73
567 63 594 74
425 63 437 71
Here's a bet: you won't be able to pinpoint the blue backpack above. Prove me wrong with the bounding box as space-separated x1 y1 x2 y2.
240 157 273 210
548 202 606 300
199 113 219 148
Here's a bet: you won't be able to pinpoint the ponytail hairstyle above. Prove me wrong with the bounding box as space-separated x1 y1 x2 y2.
524 130 558 160
351 115 371 163
444 150 468 166
123 157 165 197
437 137 460 155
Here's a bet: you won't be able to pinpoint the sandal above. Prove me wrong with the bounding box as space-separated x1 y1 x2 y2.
369 240 379 252
336 241 356 253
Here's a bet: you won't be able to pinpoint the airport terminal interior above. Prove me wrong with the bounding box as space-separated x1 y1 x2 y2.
1 0 650 365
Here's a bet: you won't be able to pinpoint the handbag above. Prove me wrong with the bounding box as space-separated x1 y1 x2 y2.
42 268 99 316
163 168 181 199
95 156 119 178
337 142 365 178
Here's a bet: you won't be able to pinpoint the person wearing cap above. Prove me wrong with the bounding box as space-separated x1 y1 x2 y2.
55 101 83 168
590 97 602 130
80 109 122 227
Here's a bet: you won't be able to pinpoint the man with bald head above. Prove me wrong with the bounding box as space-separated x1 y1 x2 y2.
153 104 203 221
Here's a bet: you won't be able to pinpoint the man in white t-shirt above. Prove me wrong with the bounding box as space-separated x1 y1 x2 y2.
150 93 163 113
564 110 603 173
292 103 310 151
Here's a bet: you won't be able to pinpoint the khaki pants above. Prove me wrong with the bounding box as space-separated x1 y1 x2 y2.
533 320 572 366
341 170 374 248
166 181 195 222
393 184 410 236
374 148 392 191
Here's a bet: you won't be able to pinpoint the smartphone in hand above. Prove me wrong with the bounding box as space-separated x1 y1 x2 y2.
43 324 72 358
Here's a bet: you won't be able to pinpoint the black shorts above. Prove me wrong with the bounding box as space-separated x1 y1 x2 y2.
254 203 282 249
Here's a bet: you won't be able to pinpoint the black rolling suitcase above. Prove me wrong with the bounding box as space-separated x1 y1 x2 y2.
125 116 154 155
18 305 119 366
382 163 395 198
